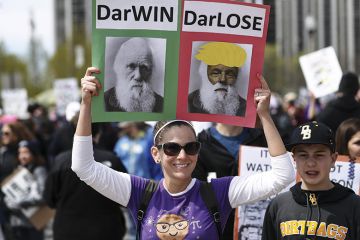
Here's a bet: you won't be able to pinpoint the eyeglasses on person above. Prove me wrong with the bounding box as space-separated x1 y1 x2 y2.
155 220 189 233
156 141 201 156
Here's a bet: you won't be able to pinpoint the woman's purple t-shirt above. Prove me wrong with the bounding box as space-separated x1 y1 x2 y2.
127 176 234 240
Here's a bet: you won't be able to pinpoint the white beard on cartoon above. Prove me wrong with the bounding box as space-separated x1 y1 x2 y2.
198 64 240 115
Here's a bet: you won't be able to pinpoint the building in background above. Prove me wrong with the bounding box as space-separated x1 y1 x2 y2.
53 0 360 89
275 0 360 73
54 0 91 48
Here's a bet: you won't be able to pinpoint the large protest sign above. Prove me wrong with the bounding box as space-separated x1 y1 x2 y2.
53 78 80 116
299 46 343 98
92 0 269 127
234 146 360 239
177 1 270 127
1 88 28 119
1 167 55 230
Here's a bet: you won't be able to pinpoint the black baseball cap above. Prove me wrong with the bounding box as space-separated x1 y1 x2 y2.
286 121 335 152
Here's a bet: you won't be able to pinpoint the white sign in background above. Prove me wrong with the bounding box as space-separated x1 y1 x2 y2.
1 88 28 119
1 167 40 218
95 0 179 31
53 78 80 116
299 46 343 98
330 159 360 193
182 1 266 37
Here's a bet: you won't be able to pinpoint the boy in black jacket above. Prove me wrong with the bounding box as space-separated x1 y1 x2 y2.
262 121 360 240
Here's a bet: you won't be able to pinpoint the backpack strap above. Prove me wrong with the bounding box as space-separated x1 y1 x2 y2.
136 180 158 240
200 181 222 240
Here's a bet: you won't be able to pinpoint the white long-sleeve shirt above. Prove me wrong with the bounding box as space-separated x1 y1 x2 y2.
71 135 295 208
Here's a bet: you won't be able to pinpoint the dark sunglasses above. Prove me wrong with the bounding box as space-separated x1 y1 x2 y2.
157 141 201 156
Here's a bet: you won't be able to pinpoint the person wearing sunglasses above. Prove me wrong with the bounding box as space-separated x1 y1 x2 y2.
0 122 36 239
72 67 295 239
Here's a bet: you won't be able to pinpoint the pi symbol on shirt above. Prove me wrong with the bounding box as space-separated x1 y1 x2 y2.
300 125 311 140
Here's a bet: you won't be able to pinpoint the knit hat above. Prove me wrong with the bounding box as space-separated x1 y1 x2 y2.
338 72 359 96
286 121 335 152
18 140 40 156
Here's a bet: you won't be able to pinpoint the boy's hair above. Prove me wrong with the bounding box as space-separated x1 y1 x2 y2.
286 121 335 152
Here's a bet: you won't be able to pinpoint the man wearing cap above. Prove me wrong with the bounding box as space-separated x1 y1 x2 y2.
188 42 247 116
262 121 360 240
316 72 360 132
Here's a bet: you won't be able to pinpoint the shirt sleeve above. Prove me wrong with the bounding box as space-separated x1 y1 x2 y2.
228 152 295 207
71 135 131 206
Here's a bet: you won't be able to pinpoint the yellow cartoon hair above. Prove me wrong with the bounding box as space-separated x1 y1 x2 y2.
195 42 247 67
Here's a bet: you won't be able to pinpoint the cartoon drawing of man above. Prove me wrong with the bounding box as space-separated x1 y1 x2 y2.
155 214 189 240
188 42 247 116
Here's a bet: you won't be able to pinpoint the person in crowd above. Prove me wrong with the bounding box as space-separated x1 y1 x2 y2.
96 122 119 152
188 42 247 116
191 122 267 238
317 72 360 132
262 121 360 239
335 118 360 159
192 122 267 180
25 102 55 158
0 121 34 181
104 37 163 112
114 121 161 179
44 123 127 240
303 91 322 122
0 122 37 181
0 121 36 239
269 92 293 143
4 140 47 240
283 91 305 127
72 67 295 239
47 102 80 168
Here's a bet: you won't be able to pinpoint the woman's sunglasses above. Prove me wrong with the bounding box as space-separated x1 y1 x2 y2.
156 141 201 156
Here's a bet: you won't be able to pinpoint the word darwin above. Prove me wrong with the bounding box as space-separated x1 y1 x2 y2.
97 5 174 22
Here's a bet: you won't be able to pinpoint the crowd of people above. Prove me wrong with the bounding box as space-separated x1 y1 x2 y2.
0 68 359 240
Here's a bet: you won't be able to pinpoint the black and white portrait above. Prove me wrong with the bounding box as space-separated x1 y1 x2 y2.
188 41 252 117
104 37 166 113
238 200 269 240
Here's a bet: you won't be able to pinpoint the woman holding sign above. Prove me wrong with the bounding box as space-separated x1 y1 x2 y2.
72 67 295 239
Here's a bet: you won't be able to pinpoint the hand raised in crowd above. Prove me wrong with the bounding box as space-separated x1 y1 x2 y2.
80 67 102 104
254 73 271 117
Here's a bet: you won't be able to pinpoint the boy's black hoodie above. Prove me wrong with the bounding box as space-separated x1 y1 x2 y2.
262 182 360 239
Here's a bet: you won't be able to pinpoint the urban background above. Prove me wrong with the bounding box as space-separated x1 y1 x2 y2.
1 0 360 101
0 0 359 240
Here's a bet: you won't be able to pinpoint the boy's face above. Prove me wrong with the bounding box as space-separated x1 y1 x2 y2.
293 144 337 191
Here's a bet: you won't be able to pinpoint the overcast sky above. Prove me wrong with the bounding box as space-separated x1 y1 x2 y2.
0 0 54 57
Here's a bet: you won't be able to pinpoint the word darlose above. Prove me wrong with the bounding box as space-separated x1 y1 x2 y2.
97 5 174 22
184 10 263 30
